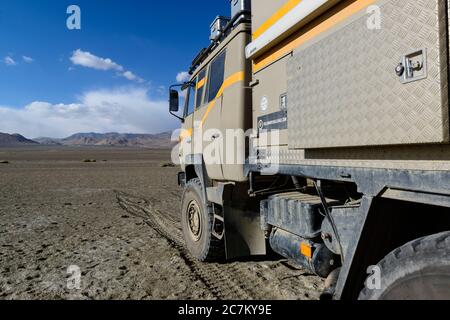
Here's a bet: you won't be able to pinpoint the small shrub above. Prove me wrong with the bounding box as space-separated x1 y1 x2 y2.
160 162 176 168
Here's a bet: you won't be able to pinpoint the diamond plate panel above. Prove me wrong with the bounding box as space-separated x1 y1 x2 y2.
287 0 449 149
256 145 450 171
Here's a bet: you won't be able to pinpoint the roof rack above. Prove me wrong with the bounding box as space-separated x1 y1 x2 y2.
189 10 251 75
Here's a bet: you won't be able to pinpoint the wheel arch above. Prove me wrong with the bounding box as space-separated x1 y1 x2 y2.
184 155 213 202
185 165 198 183
338 196 450 300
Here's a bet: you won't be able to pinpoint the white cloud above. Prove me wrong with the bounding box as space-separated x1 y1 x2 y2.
122 71 137 80
157 85 166 95
4 56 17 66
70 49 123 71
22 56 34 63
70 49 144 83
0 87 178 138
122 70 144 83
176 71 190 83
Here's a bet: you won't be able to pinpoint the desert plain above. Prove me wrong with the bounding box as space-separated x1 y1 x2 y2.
0 146 323 300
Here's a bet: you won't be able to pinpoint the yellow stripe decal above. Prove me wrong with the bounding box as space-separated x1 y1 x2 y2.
253 0 376 73
253 0 302 40
180 128 193 141
196 77 206 90
200 71 245 125
182 71 245 140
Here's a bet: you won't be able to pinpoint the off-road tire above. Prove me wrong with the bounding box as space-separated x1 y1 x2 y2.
359 231 450 300
181 178 225 262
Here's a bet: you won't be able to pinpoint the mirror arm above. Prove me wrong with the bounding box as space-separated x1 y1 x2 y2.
170 110 184 122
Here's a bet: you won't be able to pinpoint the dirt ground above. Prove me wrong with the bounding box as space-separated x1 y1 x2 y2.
0 147 324 300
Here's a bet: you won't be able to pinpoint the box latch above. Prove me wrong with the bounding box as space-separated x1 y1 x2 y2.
396 48 427 84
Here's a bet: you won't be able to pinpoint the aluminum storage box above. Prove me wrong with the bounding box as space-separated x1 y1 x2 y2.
230 0 251 19
210 16 230 41
287 0 449 149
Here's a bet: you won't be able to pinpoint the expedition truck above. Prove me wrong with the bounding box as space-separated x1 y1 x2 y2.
169 0 450 300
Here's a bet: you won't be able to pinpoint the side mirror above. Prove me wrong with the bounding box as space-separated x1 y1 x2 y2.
169 89 179 112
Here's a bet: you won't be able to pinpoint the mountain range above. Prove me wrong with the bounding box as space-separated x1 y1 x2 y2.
0 133 40 147
0 132 175 148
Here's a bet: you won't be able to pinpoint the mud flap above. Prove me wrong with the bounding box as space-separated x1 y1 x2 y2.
223 200 266 260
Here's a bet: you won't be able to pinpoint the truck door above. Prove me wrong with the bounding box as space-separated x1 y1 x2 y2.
180 81 196 165
194 51 227 181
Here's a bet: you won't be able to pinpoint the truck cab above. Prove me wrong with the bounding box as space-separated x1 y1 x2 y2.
173 16 252 183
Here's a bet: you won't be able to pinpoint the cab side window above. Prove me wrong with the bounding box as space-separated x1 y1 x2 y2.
206 50 226 103
196 69 207 108
184 81 196 117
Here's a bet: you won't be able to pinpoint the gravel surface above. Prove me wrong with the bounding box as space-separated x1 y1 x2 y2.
0 147 324 300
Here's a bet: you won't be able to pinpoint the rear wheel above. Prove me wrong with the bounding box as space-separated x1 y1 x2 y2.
181 178 225 262
359 231 450 300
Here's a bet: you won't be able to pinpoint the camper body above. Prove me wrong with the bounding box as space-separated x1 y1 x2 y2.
170 0 450 300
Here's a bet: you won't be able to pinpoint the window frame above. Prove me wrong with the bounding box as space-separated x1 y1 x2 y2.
183 81 197 118
205 50 226 104
195 69 207 110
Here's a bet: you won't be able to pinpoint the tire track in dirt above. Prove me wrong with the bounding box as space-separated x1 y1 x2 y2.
115 191 253 300
115 191 324 300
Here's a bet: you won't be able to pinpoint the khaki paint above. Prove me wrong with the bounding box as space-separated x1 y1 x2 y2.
181 24 253 182
252 55 289 147
251 0 292 36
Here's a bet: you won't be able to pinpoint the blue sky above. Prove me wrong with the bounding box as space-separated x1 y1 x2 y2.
0 0 229 138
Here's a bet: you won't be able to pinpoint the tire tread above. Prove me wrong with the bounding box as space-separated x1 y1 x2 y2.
359 231 450 300
182 178 225 262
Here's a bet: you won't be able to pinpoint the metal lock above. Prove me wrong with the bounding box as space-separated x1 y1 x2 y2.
395 63 405 77
396 48 427 84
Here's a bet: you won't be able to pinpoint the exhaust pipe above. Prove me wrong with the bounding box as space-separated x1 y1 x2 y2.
269 228 339 278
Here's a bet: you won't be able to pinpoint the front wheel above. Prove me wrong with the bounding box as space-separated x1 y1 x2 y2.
181 178 224 262
359 231 450 300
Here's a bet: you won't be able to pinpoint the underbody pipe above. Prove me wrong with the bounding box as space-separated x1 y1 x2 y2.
269 228 339 278
320 268 341 300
